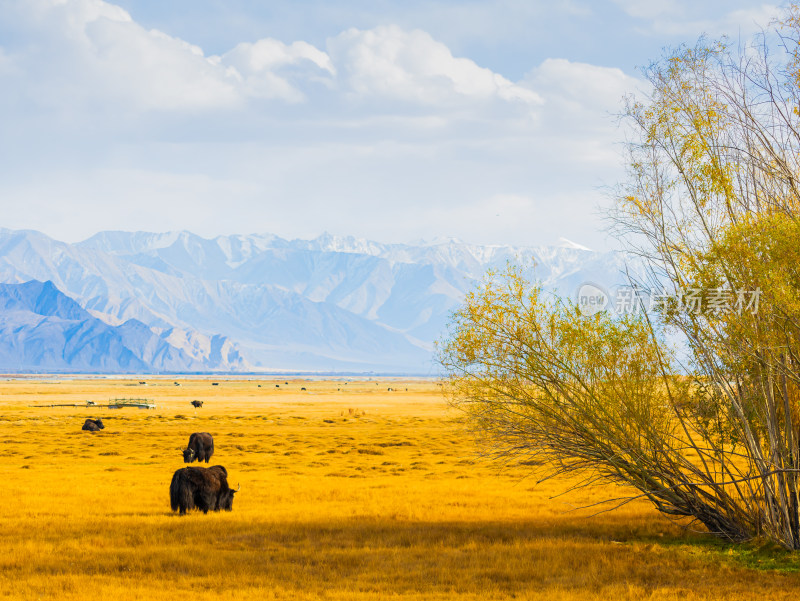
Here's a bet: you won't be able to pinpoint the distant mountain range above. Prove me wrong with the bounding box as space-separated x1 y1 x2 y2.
0 279 207 372
0 229 633 373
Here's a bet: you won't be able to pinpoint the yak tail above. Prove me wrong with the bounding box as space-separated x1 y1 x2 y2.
170 470 192 513
170 470 180 511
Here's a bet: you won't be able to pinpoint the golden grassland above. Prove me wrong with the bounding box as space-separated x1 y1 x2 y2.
0 377 799 600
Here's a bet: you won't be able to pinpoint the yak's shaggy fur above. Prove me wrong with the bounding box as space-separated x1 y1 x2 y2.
81 418 104 432
182 432 214 463
169 465 236 515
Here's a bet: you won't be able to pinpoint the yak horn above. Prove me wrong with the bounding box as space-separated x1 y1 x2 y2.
236 483 241 492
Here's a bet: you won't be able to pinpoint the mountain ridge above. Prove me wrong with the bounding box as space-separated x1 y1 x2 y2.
0 229 634 373
0 279 209 372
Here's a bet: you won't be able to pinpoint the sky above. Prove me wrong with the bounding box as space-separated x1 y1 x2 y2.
0 0 784 250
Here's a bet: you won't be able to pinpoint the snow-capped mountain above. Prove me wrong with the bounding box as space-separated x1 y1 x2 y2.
0 280 211 372
0 229 634 373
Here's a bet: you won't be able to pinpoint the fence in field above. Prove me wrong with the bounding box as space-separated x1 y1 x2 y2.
30 398 156 409
107 398 156 409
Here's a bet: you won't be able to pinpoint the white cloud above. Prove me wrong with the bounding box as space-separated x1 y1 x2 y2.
4 0 243 111
0 0 649 251
611 0 682 19
696 4 781 37
528 59 637 103
83 18 242 110
224 39 334 75
327 25 542 107
4 2 549 113
555 0 593 18
523 58 644 134
46 0 133 27
221 39 336 102
618 2 782 38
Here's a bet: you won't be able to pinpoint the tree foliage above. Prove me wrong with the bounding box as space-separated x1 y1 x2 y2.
441 7 800 548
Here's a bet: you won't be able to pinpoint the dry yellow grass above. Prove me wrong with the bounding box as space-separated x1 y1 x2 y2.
0 376 798 600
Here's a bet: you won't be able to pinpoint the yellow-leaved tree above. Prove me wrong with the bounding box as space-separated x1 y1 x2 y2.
441 6 800 549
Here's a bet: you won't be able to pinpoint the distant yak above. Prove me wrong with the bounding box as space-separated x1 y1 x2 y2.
181 432 214 464
191 400 203 408
169 465 238 515
82 418 104 432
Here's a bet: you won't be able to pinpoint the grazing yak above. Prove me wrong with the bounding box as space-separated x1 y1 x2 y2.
181 432 214 463
191 400 203 408
81 418 104 431
169 465 238 514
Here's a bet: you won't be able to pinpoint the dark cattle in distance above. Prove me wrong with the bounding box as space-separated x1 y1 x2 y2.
169 465 238 515
191 400 203 408
211 383 219 386
82 418 104 432
182 432 214 463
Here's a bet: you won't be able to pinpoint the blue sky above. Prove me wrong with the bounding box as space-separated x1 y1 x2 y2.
0 0 783 249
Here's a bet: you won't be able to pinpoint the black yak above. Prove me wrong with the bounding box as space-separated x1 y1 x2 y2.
169 465 238 515
181 432 214 463
82 418 104 431
191 400 203 408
